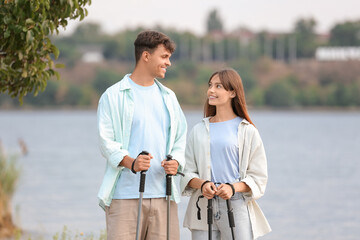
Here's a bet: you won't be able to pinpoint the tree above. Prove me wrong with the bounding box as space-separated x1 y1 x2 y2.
206 9 223 34
0 0 91 102
265 78 297 107
294 18 317 58
330 20 360 46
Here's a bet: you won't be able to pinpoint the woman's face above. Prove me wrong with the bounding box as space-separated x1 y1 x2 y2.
207 74 234 107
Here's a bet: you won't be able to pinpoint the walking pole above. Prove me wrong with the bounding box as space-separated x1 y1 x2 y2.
165 154 173 240
226 199 235 240
136 151 149 240
165 155 185 240
207 198 213 240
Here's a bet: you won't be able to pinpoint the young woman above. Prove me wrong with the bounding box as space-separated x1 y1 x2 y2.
181 69 271 239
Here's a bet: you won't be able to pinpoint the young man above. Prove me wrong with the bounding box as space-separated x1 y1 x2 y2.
97 31 187 240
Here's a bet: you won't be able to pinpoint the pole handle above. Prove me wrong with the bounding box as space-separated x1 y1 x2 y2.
166 154 173 196
207 198 213 225
226 199 235 228
138 151 149 193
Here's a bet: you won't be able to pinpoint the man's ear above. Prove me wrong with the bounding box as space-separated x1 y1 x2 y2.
142 51 150 62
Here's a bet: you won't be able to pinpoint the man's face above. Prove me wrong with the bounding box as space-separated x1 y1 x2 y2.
147 44 172 79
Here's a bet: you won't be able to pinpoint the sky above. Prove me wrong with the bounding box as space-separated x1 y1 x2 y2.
62 0 360 36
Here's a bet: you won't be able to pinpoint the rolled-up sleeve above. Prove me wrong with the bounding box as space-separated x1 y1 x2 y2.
242 128 268 201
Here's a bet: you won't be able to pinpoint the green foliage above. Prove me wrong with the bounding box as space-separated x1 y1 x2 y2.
0 0 91 102
92 69 122 96
294 18 318 58
265 77 297 107
330 20 360 46
248 88 265 106
24 80 59 106
51 226 107 240
193 66 213 85
55 42 82 68
103 29 140 61
63 84 83 105
297 86 321 106
207 9 223 33
229 59 256 91
0 148 20 198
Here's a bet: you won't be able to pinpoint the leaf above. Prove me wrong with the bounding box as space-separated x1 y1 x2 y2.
4 29 11 38
55 63 65 68
18 51 23 60
54 71 60 80
25 18 35 25
21 70 28 78
51 45 60 59
26 31 34 43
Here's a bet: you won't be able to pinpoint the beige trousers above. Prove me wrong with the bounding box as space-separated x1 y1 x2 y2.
105 198 180 240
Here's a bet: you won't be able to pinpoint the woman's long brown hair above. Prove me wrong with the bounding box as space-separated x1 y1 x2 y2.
204 68 254 126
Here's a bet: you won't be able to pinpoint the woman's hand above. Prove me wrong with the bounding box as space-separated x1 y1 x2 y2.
215 184 233 200
202 181 217 199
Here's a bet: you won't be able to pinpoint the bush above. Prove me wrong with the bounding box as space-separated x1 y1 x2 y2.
92 69 123 96
0 145 21 238
264 78 297 107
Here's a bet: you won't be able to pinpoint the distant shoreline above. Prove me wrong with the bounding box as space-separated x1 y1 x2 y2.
1 105 360 112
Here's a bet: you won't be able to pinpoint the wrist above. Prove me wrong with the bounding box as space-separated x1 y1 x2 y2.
225 183 235 196
131 158 137 174
200 180 211 194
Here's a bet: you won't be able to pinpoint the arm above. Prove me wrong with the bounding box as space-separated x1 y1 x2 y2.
241 128 268 201
97 93 129 169
168 95 187 173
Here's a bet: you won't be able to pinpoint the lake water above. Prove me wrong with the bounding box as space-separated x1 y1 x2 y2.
1 110 360 239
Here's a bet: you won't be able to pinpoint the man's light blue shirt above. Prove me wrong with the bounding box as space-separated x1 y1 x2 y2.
97 74 187 209
113 76 169 199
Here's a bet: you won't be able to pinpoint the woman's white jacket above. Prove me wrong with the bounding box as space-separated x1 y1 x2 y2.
180 117 271 239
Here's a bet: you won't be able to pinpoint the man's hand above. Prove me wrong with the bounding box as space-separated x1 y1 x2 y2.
161 159 179 175
133 153 153 172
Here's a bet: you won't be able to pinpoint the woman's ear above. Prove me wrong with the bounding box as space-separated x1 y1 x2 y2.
231 91 236 98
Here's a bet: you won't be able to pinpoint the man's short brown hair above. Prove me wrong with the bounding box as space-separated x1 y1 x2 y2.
134 30 176 63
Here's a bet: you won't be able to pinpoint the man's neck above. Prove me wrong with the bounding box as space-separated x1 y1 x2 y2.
130 68 155 86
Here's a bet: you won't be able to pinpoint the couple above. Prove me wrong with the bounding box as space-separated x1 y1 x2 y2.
97 30 271 240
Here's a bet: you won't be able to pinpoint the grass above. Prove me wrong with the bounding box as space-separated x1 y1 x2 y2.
12 226 107 240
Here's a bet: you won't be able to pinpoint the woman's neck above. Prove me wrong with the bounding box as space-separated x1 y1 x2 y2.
210 105 237 123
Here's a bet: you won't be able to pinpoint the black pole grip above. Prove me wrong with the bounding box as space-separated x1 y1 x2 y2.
139 172 146 193
166 175 172 196
166 154 173 196
226 200 235 228
138 151 149 193
207 199 213 225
